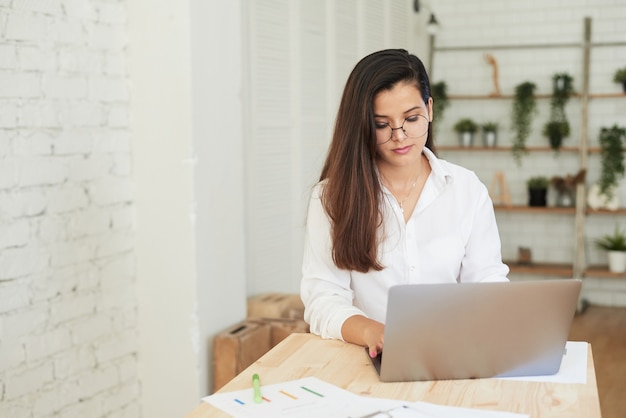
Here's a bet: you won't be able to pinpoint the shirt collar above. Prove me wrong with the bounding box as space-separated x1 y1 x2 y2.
422 147 453 188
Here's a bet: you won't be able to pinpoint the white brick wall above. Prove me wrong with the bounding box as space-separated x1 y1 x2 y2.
0 1 139 417
432 0 626 306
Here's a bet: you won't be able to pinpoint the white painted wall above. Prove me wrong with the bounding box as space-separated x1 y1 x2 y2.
126 0 205 416
189 0 247 400
128 0 248 413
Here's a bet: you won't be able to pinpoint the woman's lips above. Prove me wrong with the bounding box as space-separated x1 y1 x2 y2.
393 145 412 154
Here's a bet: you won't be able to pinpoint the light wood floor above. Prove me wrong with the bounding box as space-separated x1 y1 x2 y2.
568 305 626 418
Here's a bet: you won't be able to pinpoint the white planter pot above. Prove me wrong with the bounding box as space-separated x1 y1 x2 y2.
459 132 474 147
483 131 497 147
587 183 620 211
608 251 626 273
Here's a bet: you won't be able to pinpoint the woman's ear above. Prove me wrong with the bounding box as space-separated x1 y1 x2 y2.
427 97 434 122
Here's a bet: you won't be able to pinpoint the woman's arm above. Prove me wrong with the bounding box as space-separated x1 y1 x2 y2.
341 315 385 357
301 184 368 340
461 181 510 282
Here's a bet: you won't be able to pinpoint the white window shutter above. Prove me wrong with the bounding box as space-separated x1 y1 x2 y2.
244 0 416 295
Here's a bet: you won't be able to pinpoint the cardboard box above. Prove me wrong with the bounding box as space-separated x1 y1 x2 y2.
212 320 271 391
247 293 305 320
251 318 310 346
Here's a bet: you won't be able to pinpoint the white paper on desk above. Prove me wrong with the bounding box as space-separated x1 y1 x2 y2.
497 341 588 384
203 376 528 418
355 397 528 417
204 376 386 418
393 402 527 417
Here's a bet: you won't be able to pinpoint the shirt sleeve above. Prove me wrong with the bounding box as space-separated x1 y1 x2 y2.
300 184 366 340
460 179 510 283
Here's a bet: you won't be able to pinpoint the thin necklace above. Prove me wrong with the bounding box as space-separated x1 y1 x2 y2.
382 162 423 213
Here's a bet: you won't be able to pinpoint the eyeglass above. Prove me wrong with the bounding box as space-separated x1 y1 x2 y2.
375 114 430 145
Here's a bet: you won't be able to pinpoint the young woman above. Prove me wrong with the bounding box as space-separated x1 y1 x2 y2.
300 49 509 358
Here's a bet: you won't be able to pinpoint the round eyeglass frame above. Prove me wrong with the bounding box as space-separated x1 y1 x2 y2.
375 114 430 145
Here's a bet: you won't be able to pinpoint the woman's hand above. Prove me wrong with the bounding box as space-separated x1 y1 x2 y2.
341 315 385 357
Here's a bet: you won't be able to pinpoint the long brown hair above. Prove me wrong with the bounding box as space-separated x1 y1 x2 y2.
319 49 437 273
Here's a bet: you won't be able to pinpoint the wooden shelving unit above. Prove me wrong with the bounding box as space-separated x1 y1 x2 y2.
438 145 581 152
587 208 626 215
494 205 626 215
504 263 626 279
437 17 626 282
438 145 615 153
447 92 625 100
585 266 626 279
494 205 576 214
505 261 574 277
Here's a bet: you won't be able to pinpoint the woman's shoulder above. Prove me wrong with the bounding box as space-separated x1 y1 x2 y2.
438 158 478 178
430 154 482 185
307 179 328 201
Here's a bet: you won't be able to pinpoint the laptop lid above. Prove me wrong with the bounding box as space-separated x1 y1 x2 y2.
374 279 581 382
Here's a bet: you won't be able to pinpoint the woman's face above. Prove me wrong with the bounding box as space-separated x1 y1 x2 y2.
373 81 432 169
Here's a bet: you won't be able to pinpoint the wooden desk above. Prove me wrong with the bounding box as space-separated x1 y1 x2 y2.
186 333 601 418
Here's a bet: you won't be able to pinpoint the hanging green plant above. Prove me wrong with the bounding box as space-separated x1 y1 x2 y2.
511 81 537 164
551 73 575 109
431 81 449 135
614 67 626 93
598 124 626 199
543 73 574 152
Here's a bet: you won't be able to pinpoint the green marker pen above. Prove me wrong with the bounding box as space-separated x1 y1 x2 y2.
252 373 262 403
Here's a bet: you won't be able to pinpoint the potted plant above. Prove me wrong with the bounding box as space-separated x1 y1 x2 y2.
431 81 450 135
481 122 498 147
511 81 537 164
598 124 626 200
542 120 570 151
552 72 574 96
543 73 574 151
527 176 549 207
453 118 478 147
595 225 626 273
613 67 626 93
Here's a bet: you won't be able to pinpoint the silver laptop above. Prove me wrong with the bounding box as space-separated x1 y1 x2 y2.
370 279 582 382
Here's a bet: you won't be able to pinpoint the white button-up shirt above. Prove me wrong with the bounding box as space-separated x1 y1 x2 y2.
300 148 509 340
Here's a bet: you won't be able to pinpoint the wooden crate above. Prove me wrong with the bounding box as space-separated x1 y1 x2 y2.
252 317 310 346
246 293 304 320
212 321 271 391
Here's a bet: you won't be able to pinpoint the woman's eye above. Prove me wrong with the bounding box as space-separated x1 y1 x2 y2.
405 115 419 123
375 123 389 129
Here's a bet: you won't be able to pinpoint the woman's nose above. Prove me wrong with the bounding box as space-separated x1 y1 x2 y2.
390 126 407 141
